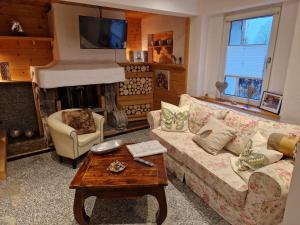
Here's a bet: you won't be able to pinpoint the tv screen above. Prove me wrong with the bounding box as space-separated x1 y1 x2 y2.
79 16 127 49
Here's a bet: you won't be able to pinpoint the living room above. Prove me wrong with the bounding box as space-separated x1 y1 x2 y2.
0 0 300 224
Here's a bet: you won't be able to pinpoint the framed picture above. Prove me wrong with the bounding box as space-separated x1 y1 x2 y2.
259 91 283 114
155 69 170 90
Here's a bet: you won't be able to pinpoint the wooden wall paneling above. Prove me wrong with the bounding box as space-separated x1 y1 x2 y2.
126 17 142 60
0 2 50 36
152 65 187 109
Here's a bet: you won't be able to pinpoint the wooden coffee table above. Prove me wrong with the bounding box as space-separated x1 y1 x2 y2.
69 144 168 225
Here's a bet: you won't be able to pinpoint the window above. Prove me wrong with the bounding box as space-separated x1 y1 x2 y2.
220 8 280 104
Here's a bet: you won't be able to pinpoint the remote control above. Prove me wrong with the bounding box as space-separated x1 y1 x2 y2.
134 157 155 167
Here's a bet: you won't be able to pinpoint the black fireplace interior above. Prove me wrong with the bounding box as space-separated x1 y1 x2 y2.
58 85 98 109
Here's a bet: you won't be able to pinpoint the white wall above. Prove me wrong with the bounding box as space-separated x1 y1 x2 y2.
189 0 299 98
59 0 201 16
141 15 186 64
280 3 300 125
52 3 126 63
187 15 209 96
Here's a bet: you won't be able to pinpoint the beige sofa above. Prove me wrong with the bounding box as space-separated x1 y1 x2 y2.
148 94 298 225
48 109 104 168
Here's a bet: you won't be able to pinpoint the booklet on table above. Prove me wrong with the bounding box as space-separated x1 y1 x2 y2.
126 140 167 158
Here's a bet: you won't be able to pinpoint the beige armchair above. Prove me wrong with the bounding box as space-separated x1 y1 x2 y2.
47 109 104 168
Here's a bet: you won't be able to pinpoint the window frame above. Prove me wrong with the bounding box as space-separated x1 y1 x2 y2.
219 7 281 105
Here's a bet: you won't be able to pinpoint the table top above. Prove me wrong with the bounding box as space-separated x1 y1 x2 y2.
69 144 168 189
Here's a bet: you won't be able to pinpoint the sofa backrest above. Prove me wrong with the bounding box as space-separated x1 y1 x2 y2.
179 94 300 139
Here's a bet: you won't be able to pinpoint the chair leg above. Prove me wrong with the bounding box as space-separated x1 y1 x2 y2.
72 159 77 169
59 156 63 163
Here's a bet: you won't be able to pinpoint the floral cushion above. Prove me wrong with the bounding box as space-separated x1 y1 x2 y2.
224 111 259 155
161 101 189 132
151 127 195 164
258 120 300 139
193 117 237 155
151 126 248 207
184 147 248 207
188 103 228 134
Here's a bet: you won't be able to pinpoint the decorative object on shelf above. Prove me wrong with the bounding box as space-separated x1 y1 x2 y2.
0 62 11 80
124 64 151 73
25 129 34 139
215 81 228 101
10 19 26 36
155 69 170 90
122 103 151 117
245 86 256 108
178 57 182 64
9 128 22 138
119 77 152 96
158 40 164 46
259 91 283 114
166 39 173 45
129 51 148 63
171 55 177 64
107 160 127 173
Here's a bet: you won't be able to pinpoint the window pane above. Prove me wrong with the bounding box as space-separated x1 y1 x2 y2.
225 45 268 78
229 20 242 45
238 78 262 100
244 16 273 45
225 76 237 96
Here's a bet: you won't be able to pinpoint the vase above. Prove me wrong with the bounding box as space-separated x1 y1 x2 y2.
0 62 11 80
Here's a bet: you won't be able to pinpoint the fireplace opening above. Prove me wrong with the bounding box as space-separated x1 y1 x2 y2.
57 85 99 110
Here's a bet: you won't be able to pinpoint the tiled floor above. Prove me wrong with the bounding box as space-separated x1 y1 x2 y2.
0 129 229 225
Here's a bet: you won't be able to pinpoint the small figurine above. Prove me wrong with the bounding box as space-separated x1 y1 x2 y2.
11 19 25 36
178 57 182 64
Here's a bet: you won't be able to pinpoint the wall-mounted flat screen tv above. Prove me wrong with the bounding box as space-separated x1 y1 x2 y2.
79 16 127 49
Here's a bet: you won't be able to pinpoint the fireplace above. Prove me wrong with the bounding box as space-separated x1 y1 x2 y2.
57 85 99 110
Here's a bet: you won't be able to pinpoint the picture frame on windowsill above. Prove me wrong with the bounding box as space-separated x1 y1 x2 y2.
259 91 283 114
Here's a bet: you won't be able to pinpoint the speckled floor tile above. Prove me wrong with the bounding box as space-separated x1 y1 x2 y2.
0 129 229 225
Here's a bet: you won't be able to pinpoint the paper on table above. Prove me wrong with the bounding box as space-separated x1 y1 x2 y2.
126 140 167 158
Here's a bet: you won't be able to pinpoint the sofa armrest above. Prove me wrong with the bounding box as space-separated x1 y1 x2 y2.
246 159 294 204
92 112 105 142
147 110 161 129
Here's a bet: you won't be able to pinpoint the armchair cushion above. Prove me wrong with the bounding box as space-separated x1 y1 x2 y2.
62 109 96 135
77 131 101 147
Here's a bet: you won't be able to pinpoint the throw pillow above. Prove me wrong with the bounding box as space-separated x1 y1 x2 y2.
268 133 299 158
161 101 189 132
188 103 228 134
224 111 259 155
231 131 283 174
192 117 237 155
62 109 96 135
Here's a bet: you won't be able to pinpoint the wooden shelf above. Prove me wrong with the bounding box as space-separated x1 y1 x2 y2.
0 36 53 42
0 80 32 84
195 96 280 120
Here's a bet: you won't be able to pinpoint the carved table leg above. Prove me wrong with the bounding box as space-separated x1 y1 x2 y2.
73 190 90 225
153 187 167 225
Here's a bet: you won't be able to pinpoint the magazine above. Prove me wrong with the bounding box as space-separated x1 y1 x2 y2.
126 140 167 158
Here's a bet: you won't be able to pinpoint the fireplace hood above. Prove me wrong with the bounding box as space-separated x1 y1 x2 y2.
30 61 125 89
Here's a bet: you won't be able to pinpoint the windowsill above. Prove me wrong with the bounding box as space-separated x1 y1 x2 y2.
195 96 280 120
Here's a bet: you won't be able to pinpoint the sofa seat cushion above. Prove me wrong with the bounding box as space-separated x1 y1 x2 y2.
152 127 248 207
184 148 248 207
77 131 100 147
151 127 195 164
